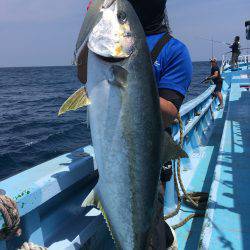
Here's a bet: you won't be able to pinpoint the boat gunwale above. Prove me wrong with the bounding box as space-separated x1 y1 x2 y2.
180 85 216 117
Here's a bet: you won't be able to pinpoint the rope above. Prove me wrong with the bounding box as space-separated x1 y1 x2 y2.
163 161 181 220
0 196 47 249
163 113 208 229
18 242 47 250
0 195 21 240
176 113 205 209
172 213 205 230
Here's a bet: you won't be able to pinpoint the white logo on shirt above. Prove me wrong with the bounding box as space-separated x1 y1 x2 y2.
154 61 160 67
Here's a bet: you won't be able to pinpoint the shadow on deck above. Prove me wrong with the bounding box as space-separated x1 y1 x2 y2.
200 87 250 249
183 95 229 250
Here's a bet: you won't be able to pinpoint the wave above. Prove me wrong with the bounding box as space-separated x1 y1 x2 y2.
0 121 91 181
0 63 210 179
0 153 20 180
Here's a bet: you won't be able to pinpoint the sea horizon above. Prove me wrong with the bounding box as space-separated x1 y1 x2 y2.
0 60 216 69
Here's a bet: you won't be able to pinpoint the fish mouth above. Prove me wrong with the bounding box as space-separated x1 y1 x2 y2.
88 0 134 59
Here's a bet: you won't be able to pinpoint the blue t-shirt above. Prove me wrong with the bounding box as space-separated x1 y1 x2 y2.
146 33 192 96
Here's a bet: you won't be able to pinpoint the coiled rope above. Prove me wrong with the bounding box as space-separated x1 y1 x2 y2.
163 113 208 229
0 195 21 240
0 195 46 250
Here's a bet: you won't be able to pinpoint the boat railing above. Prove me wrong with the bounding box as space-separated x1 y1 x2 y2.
222 49 250 70
0 83 224 249
0 147 101 250
172 84 216 142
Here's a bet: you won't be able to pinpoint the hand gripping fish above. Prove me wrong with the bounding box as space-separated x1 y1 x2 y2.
59 0 187 249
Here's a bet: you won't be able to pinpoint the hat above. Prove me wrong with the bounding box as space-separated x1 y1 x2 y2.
210 58 217 62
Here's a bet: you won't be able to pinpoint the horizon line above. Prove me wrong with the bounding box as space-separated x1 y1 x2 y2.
0 60 218 69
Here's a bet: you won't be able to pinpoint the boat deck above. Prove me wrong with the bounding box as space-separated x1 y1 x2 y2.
200 69 250 249
168 87 228 250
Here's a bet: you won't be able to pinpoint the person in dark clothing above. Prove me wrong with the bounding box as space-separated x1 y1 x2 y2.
230 36 240 68
206 58 224 110
129 0 192 131
128 0 192 249
129 0 192 183
86 0 191 248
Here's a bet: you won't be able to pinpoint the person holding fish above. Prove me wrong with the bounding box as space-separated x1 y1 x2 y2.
127 0 192 248
127 0 192 249
60 0 191 249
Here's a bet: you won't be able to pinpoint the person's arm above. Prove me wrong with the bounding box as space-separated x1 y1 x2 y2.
206 67 220 81
209 70 219 79
158 41 192 128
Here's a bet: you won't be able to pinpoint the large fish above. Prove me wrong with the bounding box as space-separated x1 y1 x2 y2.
59 0 187 249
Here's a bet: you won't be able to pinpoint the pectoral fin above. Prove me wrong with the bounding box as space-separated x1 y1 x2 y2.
161 131 188 163
108 65 128 88
58 87 90 116
82 189 116 243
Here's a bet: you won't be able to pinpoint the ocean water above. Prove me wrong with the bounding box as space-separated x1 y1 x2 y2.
0 62 211 180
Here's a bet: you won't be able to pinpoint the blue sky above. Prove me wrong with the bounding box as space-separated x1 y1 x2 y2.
0 0 249 67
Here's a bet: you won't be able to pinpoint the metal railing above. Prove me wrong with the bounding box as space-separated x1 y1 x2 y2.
222 48 250 69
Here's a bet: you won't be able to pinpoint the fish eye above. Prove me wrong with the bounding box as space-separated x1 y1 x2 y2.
117 11 127 24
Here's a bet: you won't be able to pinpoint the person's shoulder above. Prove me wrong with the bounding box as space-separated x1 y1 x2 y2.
168 38 189 52
146 33 167 51
170 37 187 47
146 33 165 43
161 37 190 59
159 37 192 73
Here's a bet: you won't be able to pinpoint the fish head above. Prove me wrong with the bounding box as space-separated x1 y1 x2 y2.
88 0 135 58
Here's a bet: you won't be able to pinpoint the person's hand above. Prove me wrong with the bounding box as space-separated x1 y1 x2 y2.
200 77 210 84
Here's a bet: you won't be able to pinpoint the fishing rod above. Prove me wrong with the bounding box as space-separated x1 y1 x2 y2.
196 36 231 46
199 78 210 84
196 36 232 58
